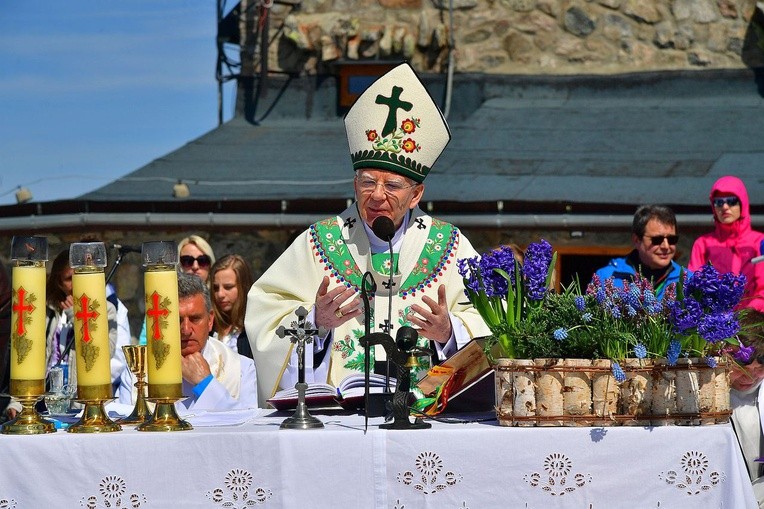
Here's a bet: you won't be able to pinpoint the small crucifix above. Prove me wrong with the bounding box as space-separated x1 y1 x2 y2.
275 306 327 429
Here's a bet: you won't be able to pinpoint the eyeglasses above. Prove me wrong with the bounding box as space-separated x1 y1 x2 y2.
643 235 679 246
179 255 211 269
713 196 740 208
356 176 418 195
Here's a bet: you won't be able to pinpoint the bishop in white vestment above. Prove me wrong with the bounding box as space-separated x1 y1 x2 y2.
245 63 490 406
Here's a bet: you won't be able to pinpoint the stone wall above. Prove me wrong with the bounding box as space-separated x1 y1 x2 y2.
239 0 764 76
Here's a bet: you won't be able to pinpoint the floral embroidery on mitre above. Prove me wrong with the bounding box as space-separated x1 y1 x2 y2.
206 468 273 507
79 475 146 508
0 498 17 509
659 450 726 495
366 117 422 155
523 453 592 496
397 451 462 495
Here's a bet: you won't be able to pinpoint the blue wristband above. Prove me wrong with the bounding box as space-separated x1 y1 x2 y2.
192 374 214 398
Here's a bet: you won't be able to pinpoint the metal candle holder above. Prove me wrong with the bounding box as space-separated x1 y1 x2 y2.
2 236 55 435
137 241 191 432
68 242 121 433
2 386 55 435
68 384 122 433
138 398 192 432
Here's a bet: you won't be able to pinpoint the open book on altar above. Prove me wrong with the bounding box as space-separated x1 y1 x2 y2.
415 337 495 412
267 373 397 411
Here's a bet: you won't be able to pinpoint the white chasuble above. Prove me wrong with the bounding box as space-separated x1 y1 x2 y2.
246 205 490 407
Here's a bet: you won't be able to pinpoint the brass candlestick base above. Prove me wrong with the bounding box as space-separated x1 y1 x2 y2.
1 394 56 435
68 399 122 433
137 398 192 432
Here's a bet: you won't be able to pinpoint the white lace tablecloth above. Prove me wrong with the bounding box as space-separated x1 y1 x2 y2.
0 410 755 508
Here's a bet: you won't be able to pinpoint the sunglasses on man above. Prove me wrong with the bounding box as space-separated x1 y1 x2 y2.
179 255 211 269
713 196 740 208
643 235 679 246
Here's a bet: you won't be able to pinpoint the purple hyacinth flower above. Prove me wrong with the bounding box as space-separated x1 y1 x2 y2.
734 343 755 364
611 362 626 382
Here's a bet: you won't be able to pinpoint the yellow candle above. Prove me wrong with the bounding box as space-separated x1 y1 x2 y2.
71 270 111 388
144 268 182 387
10 264 47 382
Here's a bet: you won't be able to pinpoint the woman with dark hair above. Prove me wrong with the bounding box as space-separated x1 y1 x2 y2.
690 175 764 312
210 254 254 359
45 249 76 377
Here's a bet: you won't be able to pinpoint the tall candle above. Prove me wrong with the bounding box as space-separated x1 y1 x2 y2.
144 267 182 389
71 270 111 388
9 263 47 385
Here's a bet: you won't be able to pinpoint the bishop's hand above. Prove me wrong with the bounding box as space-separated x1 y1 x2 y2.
407 284 452 344
314 276 362 330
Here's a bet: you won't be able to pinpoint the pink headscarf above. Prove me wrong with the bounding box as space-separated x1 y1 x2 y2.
710 175 752 244
689 175 764 311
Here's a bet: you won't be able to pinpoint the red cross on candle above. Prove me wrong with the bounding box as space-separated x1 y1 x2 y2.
75 294 99 343
12 287 35 336
147 291 169 340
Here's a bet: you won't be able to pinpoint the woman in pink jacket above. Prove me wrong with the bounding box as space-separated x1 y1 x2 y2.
689 175 764 312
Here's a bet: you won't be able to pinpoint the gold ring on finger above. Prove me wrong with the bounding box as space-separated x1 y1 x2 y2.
335 309 343 318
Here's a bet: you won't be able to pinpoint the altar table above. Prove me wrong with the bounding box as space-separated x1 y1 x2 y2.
0 409 756 508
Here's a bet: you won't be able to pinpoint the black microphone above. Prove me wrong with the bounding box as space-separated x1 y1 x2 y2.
371 216 395 242
112 244 141 254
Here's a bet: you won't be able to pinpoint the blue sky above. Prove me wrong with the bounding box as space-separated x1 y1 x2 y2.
0 2 235 206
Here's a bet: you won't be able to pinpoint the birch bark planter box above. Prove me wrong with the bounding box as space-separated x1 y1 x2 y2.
494 357 731 427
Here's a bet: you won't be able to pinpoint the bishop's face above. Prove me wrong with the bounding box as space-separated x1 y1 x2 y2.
354 169 424 230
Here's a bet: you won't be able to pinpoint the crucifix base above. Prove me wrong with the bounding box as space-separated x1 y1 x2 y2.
280 383 324 430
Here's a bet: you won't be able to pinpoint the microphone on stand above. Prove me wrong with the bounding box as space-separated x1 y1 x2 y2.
111 244 141 254
371 216 396 395
396 325 419 353
106 244 140 286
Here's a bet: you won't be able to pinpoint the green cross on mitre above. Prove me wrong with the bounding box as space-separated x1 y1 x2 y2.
375 86 412 137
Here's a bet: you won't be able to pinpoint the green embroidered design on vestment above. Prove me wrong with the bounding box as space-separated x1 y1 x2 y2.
310 216 459 300
398 219 458 298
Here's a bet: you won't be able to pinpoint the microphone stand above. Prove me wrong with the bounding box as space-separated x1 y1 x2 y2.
383 236 394 395
106 248 126 286
360 272 375 432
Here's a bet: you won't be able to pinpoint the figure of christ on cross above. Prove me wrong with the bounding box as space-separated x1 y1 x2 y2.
375 86 412 137
75 294 99 343
147 291 170 341
12 287 35 336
